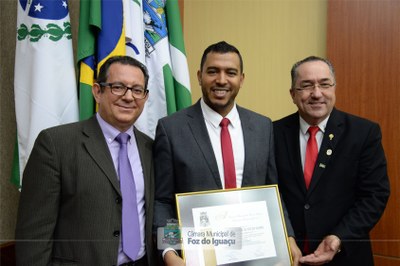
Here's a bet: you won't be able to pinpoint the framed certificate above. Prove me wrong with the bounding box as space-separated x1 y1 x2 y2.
176 185 292 266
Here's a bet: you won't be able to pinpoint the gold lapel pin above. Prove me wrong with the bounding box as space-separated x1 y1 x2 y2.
329 134 334 140
326 149 332 156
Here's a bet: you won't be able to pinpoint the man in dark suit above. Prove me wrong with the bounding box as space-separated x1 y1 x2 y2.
153 41 302 266
15 56 156 266
274 56 390 265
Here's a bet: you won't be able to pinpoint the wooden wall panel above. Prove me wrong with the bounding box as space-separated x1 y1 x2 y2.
374 256 400 266
327 1 400 264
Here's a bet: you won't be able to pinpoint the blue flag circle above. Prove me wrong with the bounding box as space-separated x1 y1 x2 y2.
19 0 68 20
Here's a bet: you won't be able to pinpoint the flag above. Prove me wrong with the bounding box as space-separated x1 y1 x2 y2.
77 0 126 120
12 0 79 187
77 0 191 138
133 0 192 137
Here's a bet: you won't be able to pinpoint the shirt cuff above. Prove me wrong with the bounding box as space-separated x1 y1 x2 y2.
162 247 179 260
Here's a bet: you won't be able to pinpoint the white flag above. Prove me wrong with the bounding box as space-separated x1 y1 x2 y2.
126 0 192 138
13 0 78 187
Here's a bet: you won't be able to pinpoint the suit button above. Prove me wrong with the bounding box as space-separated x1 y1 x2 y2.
304 204 310 210
113 230 120 237
115 196 122 204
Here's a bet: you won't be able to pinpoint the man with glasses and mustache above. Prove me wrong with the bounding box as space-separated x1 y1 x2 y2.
273 56 390 265
16 56 156 266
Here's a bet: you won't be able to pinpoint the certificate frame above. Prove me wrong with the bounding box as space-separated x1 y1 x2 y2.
176 185 292 266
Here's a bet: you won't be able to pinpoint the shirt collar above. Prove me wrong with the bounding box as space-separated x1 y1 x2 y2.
96 113 134 143
200 98 240 129
299 115 329 135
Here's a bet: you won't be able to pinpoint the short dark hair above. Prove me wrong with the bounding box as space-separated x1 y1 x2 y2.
97 56 149 90
290 56 335 88
200 41 244 73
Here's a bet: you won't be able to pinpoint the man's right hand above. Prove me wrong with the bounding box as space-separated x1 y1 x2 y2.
299 235 341 265
164 250 185 266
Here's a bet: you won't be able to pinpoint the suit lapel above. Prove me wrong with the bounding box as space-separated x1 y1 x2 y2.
134 128 153 205
238 107 257 186
82 117 121 195
186 102 222 188
283 114 308 192
308 109 344 193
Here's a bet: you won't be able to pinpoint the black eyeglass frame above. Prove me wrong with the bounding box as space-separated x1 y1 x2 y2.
99 82 149 99
293 83 336 92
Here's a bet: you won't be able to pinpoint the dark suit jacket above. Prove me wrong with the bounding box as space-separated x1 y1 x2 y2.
15 116 156 266
153 100 294 238
273 108 390 265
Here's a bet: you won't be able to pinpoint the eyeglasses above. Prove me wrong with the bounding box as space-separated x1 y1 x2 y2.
99 82 148 99
293 82 335 92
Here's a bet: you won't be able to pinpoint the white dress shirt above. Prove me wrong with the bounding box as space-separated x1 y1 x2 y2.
200 98 245 188
299 116 330 171
96 113 145 264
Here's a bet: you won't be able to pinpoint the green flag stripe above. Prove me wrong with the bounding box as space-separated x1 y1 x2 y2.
163 65 177 115
79 83 95 120
165 0 186 55
174 81 192 110
76 0 101 62
163 64 192 115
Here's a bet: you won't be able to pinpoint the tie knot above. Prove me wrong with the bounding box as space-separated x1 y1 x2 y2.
308 126 319 136
220 118 230 128
115 132 130 145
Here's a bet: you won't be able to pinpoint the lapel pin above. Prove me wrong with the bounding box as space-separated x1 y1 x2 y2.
319 163 326 168
326 149 332 156
329 134 334 140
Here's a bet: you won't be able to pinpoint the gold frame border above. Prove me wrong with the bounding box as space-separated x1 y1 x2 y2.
175 184 293 265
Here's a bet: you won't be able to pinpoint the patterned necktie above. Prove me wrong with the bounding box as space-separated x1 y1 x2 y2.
304 126 319 189
115 133 141 260
220 118 236 189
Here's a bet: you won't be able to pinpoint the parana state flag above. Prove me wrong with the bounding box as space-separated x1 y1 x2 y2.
12 0 79 187
77 0 191 138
